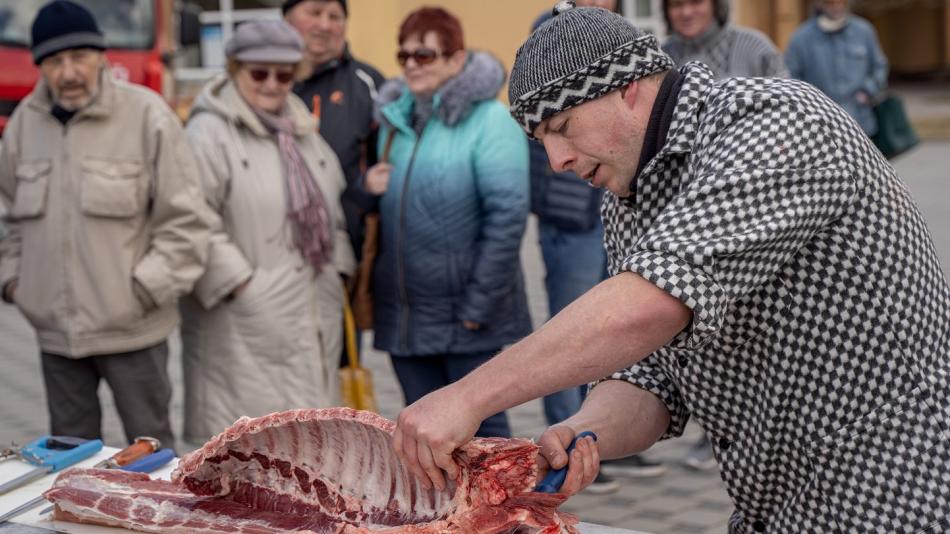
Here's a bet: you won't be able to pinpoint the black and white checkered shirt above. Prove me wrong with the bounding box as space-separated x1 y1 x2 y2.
599 62 950 533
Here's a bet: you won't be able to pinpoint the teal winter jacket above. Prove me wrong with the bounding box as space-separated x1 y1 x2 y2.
371 52 532 356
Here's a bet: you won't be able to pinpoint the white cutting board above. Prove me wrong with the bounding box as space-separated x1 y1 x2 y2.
0 447 648 533
0 447 175 533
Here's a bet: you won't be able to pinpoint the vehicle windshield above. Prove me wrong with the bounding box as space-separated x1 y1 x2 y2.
0 0 154 50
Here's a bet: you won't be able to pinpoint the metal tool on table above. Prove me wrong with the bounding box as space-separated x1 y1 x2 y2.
0 438 169 523
535 431 598 494
0 437 102 496
0 443 22 463
1 437 87 465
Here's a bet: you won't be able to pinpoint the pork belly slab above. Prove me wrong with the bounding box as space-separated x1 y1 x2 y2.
45 408 579 533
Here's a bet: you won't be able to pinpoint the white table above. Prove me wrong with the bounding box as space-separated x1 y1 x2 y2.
0 448 647 533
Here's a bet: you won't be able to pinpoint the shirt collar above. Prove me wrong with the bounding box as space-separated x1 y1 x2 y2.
632 69 684 181
659 61 715 156
307 43 352 79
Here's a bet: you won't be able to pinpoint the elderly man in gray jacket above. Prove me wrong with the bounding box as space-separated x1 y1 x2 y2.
0 0 213 449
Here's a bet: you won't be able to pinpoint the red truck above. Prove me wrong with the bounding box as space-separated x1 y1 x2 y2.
0 0 198 135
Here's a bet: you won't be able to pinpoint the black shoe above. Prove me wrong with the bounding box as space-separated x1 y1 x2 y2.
600 454 666 478
582 470 620 495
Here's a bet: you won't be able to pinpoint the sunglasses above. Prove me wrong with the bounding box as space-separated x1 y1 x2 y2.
247 67 295 84
396 48 444 67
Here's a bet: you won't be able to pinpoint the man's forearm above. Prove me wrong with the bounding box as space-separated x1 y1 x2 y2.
455 271 691 421
559 380 670 459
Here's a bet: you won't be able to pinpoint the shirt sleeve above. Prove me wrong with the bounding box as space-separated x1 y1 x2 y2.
132 108 216 308
456 105 530 324
618 98 857 351
784 33 805 81
862 22 889 98
183 114 253 309
591 353 691 440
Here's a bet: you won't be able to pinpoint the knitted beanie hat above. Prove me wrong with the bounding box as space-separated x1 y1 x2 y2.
31 0 105 65
509 1 674 137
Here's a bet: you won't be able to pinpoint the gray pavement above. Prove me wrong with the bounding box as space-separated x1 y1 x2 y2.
0 140 948 533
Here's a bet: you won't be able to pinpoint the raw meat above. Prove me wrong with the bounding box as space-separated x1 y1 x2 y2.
45 408 579 533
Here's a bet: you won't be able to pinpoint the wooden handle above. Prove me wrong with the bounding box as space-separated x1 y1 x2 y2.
381 129 396 163
112 438 159 467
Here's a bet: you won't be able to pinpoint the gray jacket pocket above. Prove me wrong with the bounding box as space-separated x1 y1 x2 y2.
11 159 51 219
80 158 145 218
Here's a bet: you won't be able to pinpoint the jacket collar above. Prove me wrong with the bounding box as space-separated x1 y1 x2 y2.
29 66 116 121
306 44 352 80
376 51 506 135
658 61 714 156
191 74 317 138
669 22 726 54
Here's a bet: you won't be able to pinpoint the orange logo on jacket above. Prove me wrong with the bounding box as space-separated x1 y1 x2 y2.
330 90 345 105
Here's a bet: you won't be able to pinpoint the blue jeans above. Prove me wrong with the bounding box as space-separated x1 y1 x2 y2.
538 220 608 425
390 351 511 438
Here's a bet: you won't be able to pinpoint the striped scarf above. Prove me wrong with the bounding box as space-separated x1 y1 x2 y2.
253 107 333 274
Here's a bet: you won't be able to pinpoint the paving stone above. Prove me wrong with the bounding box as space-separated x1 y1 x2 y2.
674 507 734 526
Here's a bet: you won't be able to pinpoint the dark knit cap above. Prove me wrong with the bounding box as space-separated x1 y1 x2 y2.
282 0 347 17
31 0 105 65
509 1 674 137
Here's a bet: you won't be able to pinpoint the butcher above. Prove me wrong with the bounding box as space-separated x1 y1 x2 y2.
393 3 950 533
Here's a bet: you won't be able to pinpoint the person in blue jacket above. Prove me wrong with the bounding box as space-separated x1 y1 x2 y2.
785 0 888 136
363 6 530 438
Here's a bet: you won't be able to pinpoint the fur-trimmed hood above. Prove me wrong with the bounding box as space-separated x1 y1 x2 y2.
376 51 506 131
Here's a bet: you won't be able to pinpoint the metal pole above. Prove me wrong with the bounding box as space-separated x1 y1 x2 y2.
220 0 234 46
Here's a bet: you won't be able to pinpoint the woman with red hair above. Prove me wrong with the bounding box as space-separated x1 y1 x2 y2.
362 7 530 438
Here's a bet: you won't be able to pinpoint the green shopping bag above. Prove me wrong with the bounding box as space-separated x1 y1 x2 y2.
872 95 919 159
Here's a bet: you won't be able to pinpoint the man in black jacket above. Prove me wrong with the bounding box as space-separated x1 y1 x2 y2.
284 0 384 258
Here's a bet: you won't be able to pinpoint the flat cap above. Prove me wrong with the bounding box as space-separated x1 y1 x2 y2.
225 19 303 64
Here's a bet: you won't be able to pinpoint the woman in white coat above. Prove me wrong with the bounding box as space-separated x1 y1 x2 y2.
180 20 355 443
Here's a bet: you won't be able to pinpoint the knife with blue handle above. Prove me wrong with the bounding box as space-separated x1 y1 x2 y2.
535 431 597 493
121 448 175 473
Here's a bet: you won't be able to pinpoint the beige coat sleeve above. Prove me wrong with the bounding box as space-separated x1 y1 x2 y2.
185 113 254 309
131 107 215 308
0 113 21 297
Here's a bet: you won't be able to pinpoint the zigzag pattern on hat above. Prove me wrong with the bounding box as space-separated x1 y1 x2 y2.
512 33 674 136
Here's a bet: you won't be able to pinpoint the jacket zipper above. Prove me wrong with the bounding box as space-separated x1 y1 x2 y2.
396 132 423 353
60 121 75 345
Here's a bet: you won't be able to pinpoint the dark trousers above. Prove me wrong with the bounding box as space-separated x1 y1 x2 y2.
41 341 175 451
390 351 511 438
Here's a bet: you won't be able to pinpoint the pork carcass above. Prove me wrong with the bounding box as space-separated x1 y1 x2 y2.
44 408 579 533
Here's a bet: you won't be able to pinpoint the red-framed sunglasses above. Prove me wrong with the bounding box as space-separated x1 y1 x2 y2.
396 48 445 67
247 67 295 84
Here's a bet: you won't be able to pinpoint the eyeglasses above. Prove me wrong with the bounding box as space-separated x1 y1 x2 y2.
247 67 295 84
396 48 444 67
